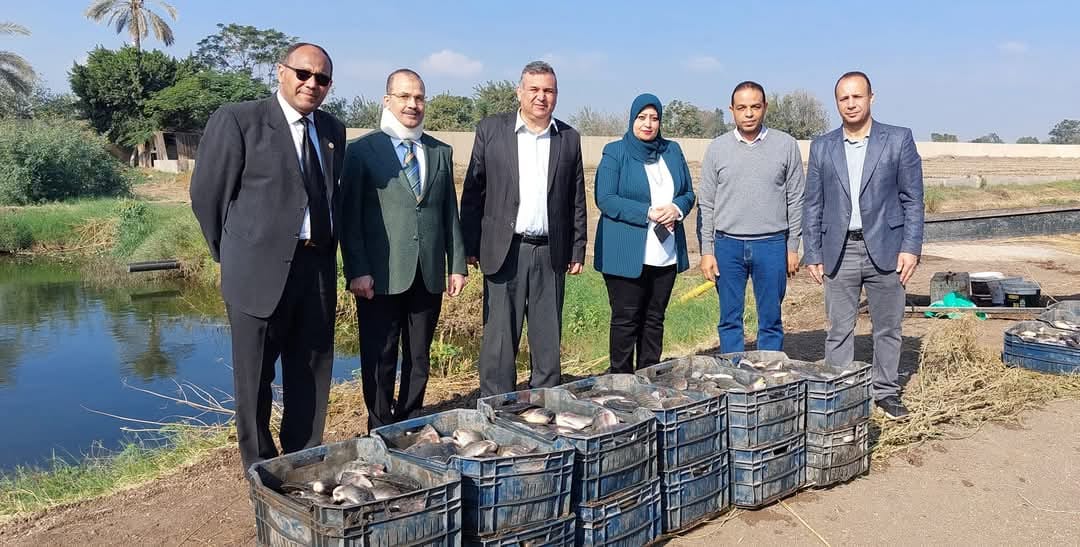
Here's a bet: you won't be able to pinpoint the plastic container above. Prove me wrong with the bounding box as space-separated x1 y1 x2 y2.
477 388 658 506
1001 279 1042 307
930 271 971 303
716 351 807 449
970 272 1020 306
789 360 872 433
730 434 806 508
1002 321 1080 375
805 422 871 487
559 374 726 470
1039 308 1080 330
371 409 574 537
248 437 462 547
462 514 576 547
576 476 662 547
659 451 730 534
1048 300 1080 314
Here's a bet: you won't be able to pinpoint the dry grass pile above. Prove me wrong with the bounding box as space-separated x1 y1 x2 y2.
872 314 1080 460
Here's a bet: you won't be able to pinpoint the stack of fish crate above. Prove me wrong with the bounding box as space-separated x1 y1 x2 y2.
1002 301 1080 375
632 362 732 532
371 409 577 546
787 358 873 487
477 388 661 547
247 437 463 546
712 352 808 508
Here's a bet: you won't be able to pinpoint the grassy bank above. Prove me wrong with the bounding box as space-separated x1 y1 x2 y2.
924 179 1080 213
0 426 231 516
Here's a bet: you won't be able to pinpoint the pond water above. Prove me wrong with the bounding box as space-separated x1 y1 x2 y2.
0 259 360 471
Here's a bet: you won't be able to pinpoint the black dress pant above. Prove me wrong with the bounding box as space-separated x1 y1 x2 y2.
226 243 336 472
356 266 442 430
603 265 677 374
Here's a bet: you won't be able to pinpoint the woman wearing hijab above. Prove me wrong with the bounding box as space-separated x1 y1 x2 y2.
594 94 696 373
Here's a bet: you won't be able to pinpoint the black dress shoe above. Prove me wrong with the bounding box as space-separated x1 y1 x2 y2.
876 396 910 420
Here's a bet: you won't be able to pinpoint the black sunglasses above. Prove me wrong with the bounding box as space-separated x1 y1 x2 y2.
282 64 332 87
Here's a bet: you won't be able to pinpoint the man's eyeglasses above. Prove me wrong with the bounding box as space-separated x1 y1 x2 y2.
282 64 332 87
391 93 426 104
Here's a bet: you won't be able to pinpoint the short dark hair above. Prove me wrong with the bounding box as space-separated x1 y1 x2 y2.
386 68 424 94
835 71 872 95
520 60 556 84
730 81 766 105
280 42 334 74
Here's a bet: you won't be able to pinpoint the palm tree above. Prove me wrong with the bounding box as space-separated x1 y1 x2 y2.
0 22 35 96
84 0 178 51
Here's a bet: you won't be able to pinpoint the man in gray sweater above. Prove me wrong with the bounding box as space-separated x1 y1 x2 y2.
698 81 805 353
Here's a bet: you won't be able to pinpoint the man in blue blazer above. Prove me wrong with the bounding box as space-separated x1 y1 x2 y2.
802 71 924 420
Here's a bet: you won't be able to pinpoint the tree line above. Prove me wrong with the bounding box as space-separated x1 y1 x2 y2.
931 119 1080 145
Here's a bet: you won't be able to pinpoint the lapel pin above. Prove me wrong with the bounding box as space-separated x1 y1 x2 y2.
328 142 335 149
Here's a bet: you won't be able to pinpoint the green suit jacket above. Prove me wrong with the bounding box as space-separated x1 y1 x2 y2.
340 131 467 295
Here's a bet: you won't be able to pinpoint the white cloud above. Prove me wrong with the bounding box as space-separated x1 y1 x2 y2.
998 41 1029 54
682 55 723 73
420 50 483 78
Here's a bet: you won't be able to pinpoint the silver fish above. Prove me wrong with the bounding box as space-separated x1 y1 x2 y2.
594 408 620 429
555 412 594 430
496 444 534 457
336 461 385 483
337 471 374 489
670 377 689 390
407 424 441 446
521 407 556 424
660 396 692 409
452 428 485 447
703 372 734 380
765 360 786 371
309 479 334 494
371 484 402 500
460 439 499 457
750 378 768 390
287 489 334 505
404 440 459 461
332 484 374 505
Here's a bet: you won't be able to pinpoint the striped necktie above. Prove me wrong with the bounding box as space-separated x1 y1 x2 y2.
401 140 421 199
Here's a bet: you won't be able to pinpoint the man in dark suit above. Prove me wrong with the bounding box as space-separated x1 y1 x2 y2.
190 43 345 470
340 69 467 430
802 71 924 420
461 61 587 397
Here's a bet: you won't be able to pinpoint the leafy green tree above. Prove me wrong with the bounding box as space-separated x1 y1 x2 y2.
764 90 829 140
472 80 518 123
0 82 79 120
84 0 178 51
194 23 296 85
662 99 707 138
931 132 958 142
702 107 727 138
0 22 34 96
145 71 269 132
424 93 473 131
321 94 380 128
569 106 622 136
1048 119 1080 144
1016 136 1040 144
970 133 1003 144
69 46 188 145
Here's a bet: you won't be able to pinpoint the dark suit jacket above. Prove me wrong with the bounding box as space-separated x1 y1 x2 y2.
460 112 587 275
190 95 346 318
802 120 925 276
339 131 467 295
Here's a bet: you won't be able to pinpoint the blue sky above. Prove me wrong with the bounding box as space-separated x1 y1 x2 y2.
6 0 1079 141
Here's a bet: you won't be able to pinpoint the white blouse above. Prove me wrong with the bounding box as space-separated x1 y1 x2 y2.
643 156 678 267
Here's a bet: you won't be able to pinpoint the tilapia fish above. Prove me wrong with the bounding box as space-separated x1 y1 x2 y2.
496 444 535 457
332 484 375 505
404 439 459 461
520 407 556 424
403 424 441 447
452 428 486 447
460 439 499 457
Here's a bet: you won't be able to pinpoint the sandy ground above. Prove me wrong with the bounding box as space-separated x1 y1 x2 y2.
2 235 1079 546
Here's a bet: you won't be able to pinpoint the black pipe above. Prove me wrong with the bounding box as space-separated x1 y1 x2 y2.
127 260 181 273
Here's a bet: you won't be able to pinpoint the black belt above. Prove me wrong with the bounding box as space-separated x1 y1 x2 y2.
515 234 549 246
847 230 864 241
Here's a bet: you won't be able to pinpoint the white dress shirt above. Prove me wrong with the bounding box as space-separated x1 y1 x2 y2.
643 157 678 267
735 125 769 147
276 92 329 239
390 136 426 194
514 111 555 236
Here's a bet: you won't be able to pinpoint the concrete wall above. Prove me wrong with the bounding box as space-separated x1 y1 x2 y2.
346 128 1080 167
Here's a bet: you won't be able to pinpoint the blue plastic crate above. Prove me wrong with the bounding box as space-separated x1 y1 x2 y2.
559 374 726 470
463 514 576 547
371 410 574 537
1048 300 1080 313
1002 321 1080 375
789 360 872 433
477 388 658 506
576 476 662 547
730 434 806 508
659 451 730 534
806 422 870 487
1039 308 1080 329
248 437 462 547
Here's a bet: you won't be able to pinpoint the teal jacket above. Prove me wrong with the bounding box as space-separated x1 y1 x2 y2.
339 131 467 295
594 140 695 278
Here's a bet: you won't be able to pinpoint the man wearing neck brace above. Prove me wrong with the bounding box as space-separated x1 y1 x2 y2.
339 69 467 430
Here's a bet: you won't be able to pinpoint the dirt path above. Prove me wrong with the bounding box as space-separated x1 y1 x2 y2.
2 238 1078 546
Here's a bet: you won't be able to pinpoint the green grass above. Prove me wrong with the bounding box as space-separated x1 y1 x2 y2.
1 198 121 248
0 426 230 516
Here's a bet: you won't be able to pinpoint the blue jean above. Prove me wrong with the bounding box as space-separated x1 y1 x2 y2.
714 233 787 353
